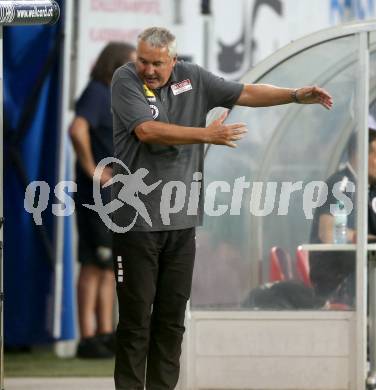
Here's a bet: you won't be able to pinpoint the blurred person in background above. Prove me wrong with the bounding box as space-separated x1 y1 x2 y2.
69 42 136 358
111 26 332 389
309 116 376 305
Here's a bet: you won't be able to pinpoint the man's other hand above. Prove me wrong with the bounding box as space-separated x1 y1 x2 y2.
205 111 248 148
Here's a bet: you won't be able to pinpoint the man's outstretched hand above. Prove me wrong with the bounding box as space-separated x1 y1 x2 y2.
296 86 333 110
205 111 248 148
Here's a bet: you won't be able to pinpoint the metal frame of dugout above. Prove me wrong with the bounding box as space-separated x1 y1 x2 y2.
0 2 60 389
182 20 376 390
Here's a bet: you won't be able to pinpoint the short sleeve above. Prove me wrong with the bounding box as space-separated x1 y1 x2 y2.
198 66 243 111
111 69 154 134
75 81 106 128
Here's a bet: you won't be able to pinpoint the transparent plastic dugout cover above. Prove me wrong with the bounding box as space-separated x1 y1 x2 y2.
191 31 374 311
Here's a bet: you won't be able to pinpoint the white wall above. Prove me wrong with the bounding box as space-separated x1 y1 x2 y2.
178 311 355 390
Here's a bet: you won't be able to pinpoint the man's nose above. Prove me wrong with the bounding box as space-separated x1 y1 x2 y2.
144 63 155 74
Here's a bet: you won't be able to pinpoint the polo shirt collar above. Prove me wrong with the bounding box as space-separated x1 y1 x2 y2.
155 66 178 92
165 65 178 86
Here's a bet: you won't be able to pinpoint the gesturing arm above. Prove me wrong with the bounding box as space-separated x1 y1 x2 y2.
135 111 247 148
236 84 333 110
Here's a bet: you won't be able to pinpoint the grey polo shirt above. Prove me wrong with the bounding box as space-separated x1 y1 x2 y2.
111 61 243 231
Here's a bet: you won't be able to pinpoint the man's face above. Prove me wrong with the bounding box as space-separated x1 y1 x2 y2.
369 139 376 184
136 40 177 90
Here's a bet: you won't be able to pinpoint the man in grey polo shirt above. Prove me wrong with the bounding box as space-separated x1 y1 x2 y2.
111 27 332 390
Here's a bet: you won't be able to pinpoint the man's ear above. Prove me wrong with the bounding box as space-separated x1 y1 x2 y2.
172 56 177 66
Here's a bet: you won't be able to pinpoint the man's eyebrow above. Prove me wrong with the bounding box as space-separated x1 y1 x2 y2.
138 57 163 66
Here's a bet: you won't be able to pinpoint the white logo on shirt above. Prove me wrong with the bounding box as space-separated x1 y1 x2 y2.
171 79 193 96
117 255 124 283
149 104 159 119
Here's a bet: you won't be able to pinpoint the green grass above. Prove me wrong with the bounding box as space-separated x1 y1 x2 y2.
5 349 114 377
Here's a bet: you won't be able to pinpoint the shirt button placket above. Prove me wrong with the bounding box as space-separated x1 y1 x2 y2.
161 89 169 113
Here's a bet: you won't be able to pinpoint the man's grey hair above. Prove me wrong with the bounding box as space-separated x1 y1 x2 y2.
138 27 177 58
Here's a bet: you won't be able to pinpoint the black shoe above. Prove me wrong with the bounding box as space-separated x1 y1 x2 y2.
97 332 116 354
76 336 114 359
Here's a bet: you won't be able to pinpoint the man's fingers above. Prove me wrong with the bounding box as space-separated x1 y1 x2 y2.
228 122 248 131
227 127 248 145
301 86 333 109
232 127 248 137
322 97 333 108
318 95 333 110
325 98 333 108
227 124 248 143
231 134 246 141
314 86 333 107
208 119 247 147
318 91 333 104
225 141 237 148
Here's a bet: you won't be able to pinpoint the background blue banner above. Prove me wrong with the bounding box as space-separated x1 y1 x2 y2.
3 0 75 347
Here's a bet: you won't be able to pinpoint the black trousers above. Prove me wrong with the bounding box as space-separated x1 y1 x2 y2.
113 228 196 390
